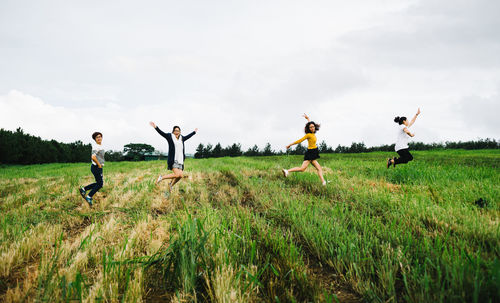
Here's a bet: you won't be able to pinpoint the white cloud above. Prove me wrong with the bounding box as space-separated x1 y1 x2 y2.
0 90 165 151
340 0 500 69
454 93 500 134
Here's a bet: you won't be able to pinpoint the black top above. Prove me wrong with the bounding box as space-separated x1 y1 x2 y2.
154 126 196 170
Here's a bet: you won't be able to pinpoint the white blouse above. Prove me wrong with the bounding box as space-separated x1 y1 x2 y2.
172 134 184 164
395 124 410 151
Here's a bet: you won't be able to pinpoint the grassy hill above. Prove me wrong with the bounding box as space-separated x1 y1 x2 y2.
0 150 498 302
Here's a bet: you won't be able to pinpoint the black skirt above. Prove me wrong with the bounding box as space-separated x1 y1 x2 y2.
304 148 320 161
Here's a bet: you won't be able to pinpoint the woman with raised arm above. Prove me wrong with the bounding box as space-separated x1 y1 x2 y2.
387 108 421 168
150 122 198 193
282 114 326 186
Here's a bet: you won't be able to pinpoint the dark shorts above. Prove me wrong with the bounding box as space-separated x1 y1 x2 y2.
304 148 320 161
394 148 413 165
172 160 183 170
168 160 184 171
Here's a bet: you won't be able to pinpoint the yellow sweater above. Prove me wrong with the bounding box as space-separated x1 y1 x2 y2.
293 133 317 149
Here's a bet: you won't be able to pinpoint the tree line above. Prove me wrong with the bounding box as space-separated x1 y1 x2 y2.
1 128 497 164
194 138 499 158
0 128 159 164
0 128 90 164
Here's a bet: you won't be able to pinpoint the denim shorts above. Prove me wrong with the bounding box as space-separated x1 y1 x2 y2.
172 160 183 170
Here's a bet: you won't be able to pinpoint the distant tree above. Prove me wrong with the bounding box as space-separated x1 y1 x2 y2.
368 144 394 152
69 140 90 162
318 140 333 153
212 143 223 158
203 143 213 158
335 144 347 153
227 143 242 157
194 143 204 159
123 143 155 161
262 143 274 156
348 142 367 153
221 145 229 157
292 143 307 155
244 144 260 156
105 150 125 162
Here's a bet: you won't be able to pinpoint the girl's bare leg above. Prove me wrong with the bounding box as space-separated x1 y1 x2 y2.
311 160 325 183
169 168 183 188
157 168 183 184
287 161 311 173
170 177 182 188
160 173 178 180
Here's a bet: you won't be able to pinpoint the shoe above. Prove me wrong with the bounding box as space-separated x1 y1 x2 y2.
322 181 327 186
85 196 93 207
155 175 163 185
79 186 86 198
282 169 289 178
386 158 392 169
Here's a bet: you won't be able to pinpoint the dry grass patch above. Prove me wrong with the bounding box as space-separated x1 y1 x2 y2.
206 263 258 303
0 224 62 278
2 263 39 303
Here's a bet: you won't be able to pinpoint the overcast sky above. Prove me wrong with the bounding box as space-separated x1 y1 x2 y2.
1 0 499 153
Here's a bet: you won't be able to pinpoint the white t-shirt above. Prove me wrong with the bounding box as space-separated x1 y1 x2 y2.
395 124 410 151
91 142 105 166
172 134 184 164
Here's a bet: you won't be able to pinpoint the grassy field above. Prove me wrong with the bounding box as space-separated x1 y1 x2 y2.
0 150 498 302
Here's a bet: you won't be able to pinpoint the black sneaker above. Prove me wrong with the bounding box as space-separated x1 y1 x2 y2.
85 196 93 207
79 187 86 199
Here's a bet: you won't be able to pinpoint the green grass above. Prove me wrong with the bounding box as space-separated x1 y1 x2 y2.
0 149 498 302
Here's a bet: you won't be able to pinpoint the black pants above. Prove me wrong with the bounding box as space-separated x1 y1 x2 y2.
84 165 103 197
394 148 413 166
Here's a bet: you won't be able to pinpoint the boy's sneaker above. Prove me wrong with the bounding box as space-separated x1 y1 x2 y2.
322 181 327 186
282 169 289 177
79 187 86 198
155 175 163 185
85 196 93 207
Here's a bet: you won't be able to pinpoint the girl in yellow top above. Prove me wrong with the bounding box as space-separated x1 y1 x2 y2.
282 114 326 185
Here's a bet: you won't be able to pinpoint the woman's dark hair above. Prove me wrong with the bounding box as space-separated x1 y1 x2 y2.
305 121 320 133
92 132 102 140
394 116 407 125
172 126 181 132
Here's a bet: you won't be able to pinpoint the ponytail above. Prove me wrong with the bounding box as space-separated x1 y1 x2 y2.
394 116 406 125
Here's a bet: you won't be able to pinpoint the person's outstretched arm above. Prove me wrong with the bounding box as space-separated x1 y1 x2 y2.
303 113 310 122
150 121 169 139
408 108 421 128
183 128 198 141
286 134 309 149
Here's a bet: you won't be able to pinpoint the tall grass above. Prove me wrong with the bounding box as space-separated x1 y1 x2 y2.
0 149 498 302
